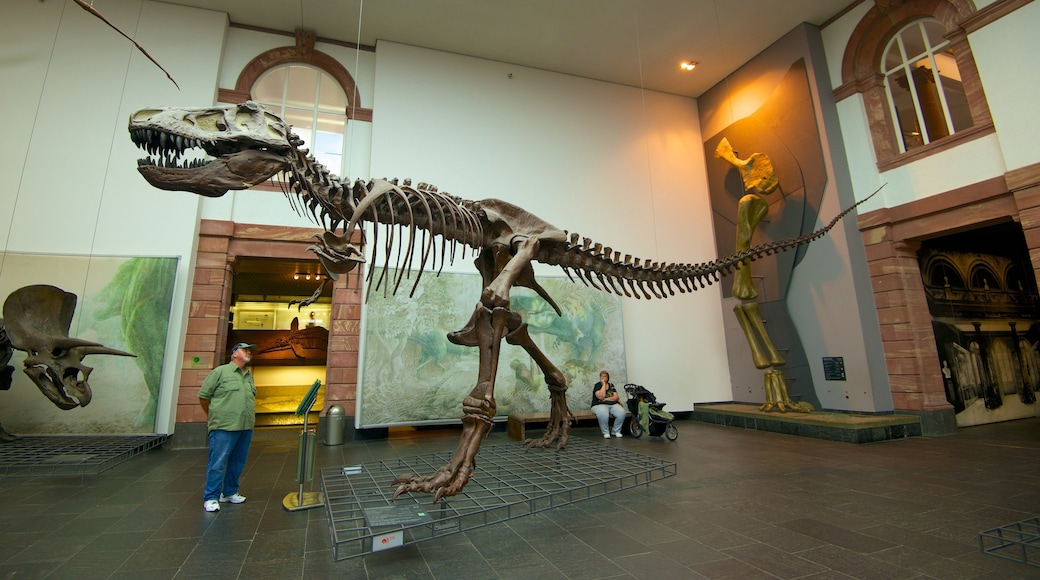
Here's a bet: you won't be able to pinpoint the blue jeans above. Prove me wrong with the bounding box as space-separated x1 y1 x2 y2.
204 429 252 501
592 403 626 435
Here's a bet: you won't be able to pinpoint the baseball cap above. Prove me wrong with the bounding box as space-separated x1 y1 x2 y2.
231 342 257 354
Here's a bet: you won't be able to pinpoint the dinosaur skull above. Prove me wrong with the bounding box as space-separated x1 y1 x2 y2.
2 285 134 410
129 101 292 197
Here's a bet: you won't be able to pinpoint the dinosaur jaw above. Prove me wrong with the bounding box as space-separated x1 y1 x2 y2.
130 102 293 197
137 149 288 197
23 363 91 410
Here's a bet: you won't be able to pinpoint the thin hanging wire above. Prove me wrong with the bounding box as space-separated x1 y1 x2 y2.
2 0 135 338
0 0 66 286
76 1 148 336
632 0 660 260
712 0 735 127
76 1 150 337
345 0 364 181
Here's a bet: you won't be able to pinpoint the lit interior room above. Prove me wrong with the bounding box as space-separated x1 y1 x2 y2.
1 0 1038 577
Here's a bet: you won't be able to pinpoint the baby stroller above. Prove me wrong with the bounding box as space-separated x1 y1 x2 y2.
624 384 678 440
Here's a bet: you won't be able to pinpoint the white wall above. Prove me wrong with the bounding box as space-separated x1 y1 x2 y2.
368 41 730 410
1 0 228 434
969 1 1040 174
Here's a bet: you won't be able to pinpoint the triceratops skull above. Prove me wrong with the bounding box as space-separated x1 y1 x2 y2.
2 285 134 410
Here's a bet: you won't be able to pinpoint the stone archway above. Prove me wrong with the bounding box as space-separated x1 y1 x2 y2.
857 164 1040 434
178 220 363 431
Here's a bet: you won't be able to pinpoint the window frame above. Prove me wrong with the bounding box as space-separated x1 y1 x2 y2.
217 29 374 186
252 63 349 177
834 0 993 171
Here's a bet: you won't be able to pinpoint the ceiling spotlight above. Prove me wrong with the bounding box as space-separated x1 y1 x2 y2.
306 273 312 281
680 61 697 71
293 273 300 280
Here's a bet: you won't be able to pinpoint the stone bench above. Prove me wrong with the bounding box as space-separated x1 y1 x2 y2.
506 408 631 441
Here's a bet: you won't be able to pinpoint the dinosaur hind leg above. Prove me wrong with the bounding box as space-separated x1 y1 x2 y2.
503 322 571 450
392 306 512 502
734 302 786 367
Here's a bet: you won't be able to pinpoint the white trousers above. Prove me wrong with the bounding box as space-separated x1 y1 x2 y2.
592 403 626 435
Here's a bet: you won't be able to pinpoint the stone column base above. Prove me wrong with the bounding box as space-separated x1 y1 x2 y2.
903 408 958 436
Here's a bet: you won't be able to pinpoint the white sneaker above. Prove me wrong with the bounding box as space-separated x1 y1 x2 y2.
602 433 611 439
203 500 220 512
613 432 623 438
219 493 246 504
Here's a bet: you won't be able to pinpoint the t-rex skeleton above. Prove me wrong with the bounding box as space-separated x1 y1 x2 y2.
129 101 871 500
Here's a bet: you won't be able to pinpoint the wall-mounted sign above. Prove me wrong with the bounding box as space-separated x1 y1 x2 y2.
822 357 846 381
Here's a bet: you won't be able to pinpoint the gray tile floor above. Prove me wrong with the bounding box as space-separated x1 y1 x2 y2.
0 417 1038 579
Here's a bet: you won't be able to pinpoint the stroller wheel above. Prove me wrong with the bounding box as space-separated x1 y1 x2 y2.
629 419 644 439
665 423 678 441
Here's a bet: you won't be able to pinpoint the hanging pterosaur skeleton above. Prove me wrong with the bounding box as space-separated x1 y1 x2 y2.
129 101 871 500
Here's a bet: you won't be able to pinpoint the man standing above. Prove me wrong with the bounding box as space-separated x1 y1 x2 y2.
199 342 257 512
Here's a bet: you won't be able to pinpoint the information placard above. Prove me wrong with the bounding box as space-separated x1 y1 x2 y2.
822 357 846 381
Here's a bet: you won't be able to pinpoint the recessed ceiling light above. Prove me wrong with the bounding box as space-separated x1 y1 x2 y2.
680 61 697 71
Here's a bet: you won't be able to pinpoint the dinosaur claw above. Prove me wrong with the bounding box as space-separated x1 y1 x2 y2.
392 474 415 485
391 485 408 501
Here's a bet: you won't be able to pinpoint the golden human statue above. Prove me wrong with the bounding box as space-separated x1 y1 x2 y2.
715 137 810 413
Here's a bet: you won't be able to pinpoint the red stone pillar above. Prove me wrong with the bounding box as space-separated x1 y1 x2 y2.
324 267 363 418
178 220 234 424
860 213 955 434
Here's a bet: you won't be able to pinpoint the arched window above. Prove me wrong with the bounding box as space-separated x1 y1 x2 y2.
218 29 374 179
968 263 1000 292
836 0 993 170
252 64 348 175
882 18 972 153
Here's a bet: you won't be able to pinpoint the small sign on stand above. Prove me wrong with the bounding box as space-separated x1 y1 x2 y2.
283 379 325 511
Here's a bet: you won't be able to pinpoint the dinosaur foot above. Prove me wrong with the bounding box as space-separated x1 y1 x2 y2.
392 462 475 503
758 400 811 413
523 413 572 451
392 401 493 502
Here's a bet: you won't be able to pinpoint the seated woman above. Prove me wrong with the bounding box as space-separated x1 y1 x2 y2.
591 370 626 438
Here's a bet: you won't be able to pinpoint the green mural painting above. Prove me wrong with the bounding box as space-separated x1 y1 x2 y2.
0 254 178 435
359 269 626 426
93 257 178 428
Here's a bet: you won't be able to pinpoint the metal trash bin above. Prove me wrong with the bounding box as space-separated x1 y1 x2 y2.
324 405 346 445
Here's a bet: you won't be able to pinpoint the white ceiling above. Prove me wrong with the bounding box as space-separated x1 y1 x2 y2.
162 0 849 98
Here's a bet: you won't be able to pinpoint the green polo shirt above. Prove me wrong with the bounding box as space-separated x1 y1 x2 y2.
199 362 256 431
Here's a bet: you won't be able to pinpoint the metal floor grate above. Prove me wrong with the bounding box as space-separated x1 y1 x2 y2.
0 434 169 476
321 437 677 560
979 517 1040 567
